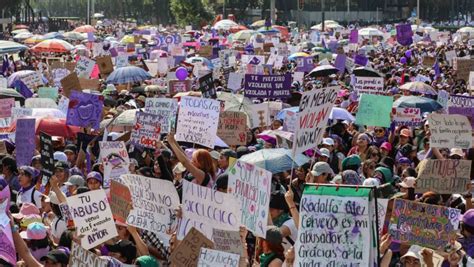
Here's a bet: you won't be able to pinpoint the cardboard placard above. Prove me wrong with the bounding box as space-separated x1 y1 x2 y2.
416 159 471 194
217 111 247 146
96 56 114 75
110 180 132 223
422 56 435 67
170 227 214 267
198 46 213 58
60 72 81 97
78 78 101 90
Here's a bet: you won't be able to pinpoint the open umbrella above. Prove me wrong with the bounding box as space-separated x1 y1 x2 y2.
106 66 152 84
393 96 443 113
352 66 383 77
64 31 86 41
358 27 384 37
288 52 310 60
7 70 39 87
239 148 310 173
311 21 342 31
400 82 437 95
330 107 355 121
229 25 248 33
457 27 474 36
0 89 25 105
74 25 96 33
232 30 256 42
308 65 339 77
9 118 81 138
0 41 28 54
251 20 266 28
213 19 238 31
11 29 29 35
24 35 45 45
43 32 64 40
13 32 33 40
31 39 74 53
14 25 29 30
257 130 294 142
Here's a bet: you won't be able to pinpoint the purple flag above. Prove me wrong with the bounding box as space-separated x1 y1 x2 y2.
13 79 33 98
87 32 95 42
335 54 347 73
16 118 36 167
296 57 314 73
244 74 291 98
354 54 368 66
433 59 440 78
109 47 118 57
350 29 358 44
328 40 339 53
66 91 104 129
396 24 413 46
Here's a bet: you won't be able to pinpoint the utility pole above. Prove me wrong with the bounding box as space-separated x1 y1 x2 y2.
270 0 276 24
87 0 90 24
321 0 325 32
417 0 420 23
223 0 225 18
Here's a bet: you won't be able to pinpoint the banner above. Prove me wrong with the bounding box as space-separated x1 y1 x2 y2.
416 159 471 194
199 73 217 99
67 189 117 249
179 180 241 240
66 91 104 130
393 107 422 127
244 74 291 98
170 227 214 267
198 248 240 267
75 56 95 78
130 111 162 149
39 132 54 184
144 98 178 133
0 98 14 118
99 141 130 187
217 111 247 146
294 185 376 267
176 96 220 148
353 76 384 95
15 118 36 166
121 174 179 242
293 86 339 156
228 161 272 238
449 94 474 129
69 242 108 266
356 94 393 127
428 114 471 149
389 199 461 250
110 180 132 224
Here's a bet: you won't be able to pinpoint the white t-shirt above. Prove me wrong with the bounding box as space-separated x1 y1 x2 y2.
17 187 42 209
50 217 68 240
281 219 298 251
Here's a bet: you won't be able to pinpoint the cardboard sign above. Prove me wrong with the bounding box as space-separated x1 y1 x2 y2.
78 78 101 90
228 161 272 238
199 73 217 99
469 71 474 91
198 248 240 267
0 98 14 118
96 56 114 75
393 107 422 127
416 159 471 194
176 96 220 148
198 46 213 58
38 87 59 101
66 91 104 130
130 111 162 149
60 72 81 97
227 72 244 92
39 132 54 183
422 56 436 67
170 227 214 267
454 58 474 81
69 242 108 266
249 103 270 128
75 56 96 78
244 74 291 98
15 118 36 166
428 114 472 149
169 79 191 95
0 186 15 266
121 174 180 242
389 199 461 250
449 94 474 129
67 189 118 249
99 141 130 187
217 111 247 146
179 180 241 240
110 180 132 223
293 86 339 156
144 98 178 133
354 76 384 95
356 94 393 127
212 229 243 256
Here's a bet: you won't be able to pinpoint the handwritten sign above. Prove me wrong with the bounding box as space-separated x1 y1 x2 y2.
293 86 339 155
393 107 422 127
428 114 472 149
169 79 191 95
228 161 272 238
144 98 178 133
110 180 132 224
244 74 291 98
15 118 36 166
99 141 130 187
356 94 393 127
354 76 384 95
20 71 43 88
38 87 59 101
179 180 241 240
212 229 243 256
0 98 14 119
66 91 103 129
198 248 240 267
130 111 162 149
60 72 81 97
416 159 471 194
25 98 57 109
449 94 474 129
39 132 54 184
170 227 214 267
67 189 117 249
217 111 246 146
121 174 179 242
437 90 449 109
69 242 108 266
176 96 220 148
75 56 95 78
389 199 460 250
199 73 217 99
453 58 474 81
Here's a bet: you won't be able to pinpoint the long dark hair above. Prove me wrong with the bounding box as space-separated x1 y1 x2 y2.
255 238 285 265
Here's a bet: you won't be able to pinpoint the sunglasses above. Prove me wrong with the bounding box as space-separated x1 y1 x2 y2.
374 129 384 133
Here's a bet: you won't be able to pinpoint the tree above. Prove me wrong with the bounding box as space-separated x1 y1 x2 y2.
170 0 213 27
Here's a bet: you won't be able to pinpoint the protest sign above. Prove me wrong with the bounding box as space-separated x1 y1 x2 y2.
38 87 59 101
396 24 413 46
0 185 15 266
212 229 243 256
294 185 376 267
293 86 339 156
144 98 178 133
67 189 117 249
39 132 54 184
416 159 471 194
25 98 57 109
469 72 474 90
110 180 132 224
227 72 243 92
199 72 217 99
75 56 96 78
15 118 36 166
20 71 43 88
249 102 270 128
428 114 471 149
454 58 474 81
130 111 162 149
169 79 191 95
78 78 101 90
60 72 81 97
437 89 449 109
179 180 241 240
96 56 114 75
217 111 247 146
449 94 474 128
66 91 104 130
422 56 436 67
51 68 70 88
353 76 384 95
244 74 291 98
376 199 389 235
69 242 108 266
58 96 69 115
445 50 457 66
99 141 130 187
393 107 422 127
354 54 368 66
295 57 314 73
389 199 461 250
176 96 220 148
228 161 272 238
121 174 179 241
170 227 214 267
0 98 14 118
198 248 240 267
356 94 393 127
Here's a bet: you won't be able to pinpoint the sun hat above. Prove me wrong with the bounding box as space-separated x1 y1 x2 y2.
19 222 47 240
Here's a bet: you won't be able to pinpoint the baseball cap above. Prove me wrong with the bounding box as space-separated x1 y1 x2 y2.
398 177 416 189
319 148 330 158
363 178 381 187
342 155 361 170
86 171 103 183
265 225 283 246
53 152 68 162
221 149 237 159
64 144 77 154
400 128 411 137
41 249 69 264
209 150 221 160
64 175 86 187
311 162 334 177
19 166 39 178
54 161 69 170
106 239 137 264
450 148 464 158
462 209 474 228
322 138 334 146
19 222 47 240
12 202 40 220
380 142 392 152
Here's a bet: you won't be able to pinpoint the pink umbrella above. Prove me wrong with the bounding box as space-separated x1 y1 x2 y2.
73 25 96 33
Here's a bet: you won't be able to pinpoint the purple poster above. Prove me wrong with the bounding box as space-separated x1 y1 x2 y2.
244 74 291 98
449 95 474 129
296 57 314 73
350 29 358 44
16 118 36 167
354 54 368 66
396 24 413 46
66 91 104 130
335 54 347 73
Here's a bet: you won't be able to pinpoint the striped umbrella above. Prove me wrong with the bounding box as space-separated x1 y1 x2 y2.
0 41 28 54
106 66 151 84
24 35 45 45
74 25 96 33
31 39 74 53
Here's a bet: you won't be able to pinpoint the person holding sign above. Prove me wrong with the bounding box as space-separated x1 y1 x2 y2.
16 166 42 209
255 226 285 267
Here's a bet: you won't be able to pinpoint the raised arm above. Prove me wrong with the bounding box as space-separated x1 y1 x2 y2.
166 133 205 184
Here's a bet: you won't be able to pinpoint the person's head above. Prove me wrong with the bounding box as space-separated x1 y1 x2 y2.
321 138 335 152
342 155 362 172
362 159 376 178
367 146 381 163
461 209 474 238
18 166 38 188
271 119 283 130
41 249 69 267
215 173 228 193
295 163 310 181
54 161 70 183
86 171 102 190
401 167 417 179
398 176 416 194
218 149 237 170
449 148 464 160
115 221 130 240
318 148 330 162
400 250 421 267
1 156 17 177
418 191 443 205
191 149 216 177
397 157 412 173
269 191 288 219
374 166 393 184
261 226 284 256
380 142 392 157
31 155 42 170
63 144 77 164
308 162 334 183
421 137 430 151
64 175 85 195
106 239 137 264
399 128 411 145
373 127 386 138
356 133 371 148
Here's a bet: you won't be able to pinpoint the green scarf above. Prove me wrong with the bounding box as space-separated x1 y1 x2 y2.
273 212 290 227
259 252 276 267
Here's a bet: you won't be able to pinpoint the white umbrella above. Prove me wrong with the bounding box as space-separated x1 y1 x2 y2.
213 19 238 30
457 27 474 36
311 20 342 31
11 29 29 35
358 27 384 37
14 32 33 40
